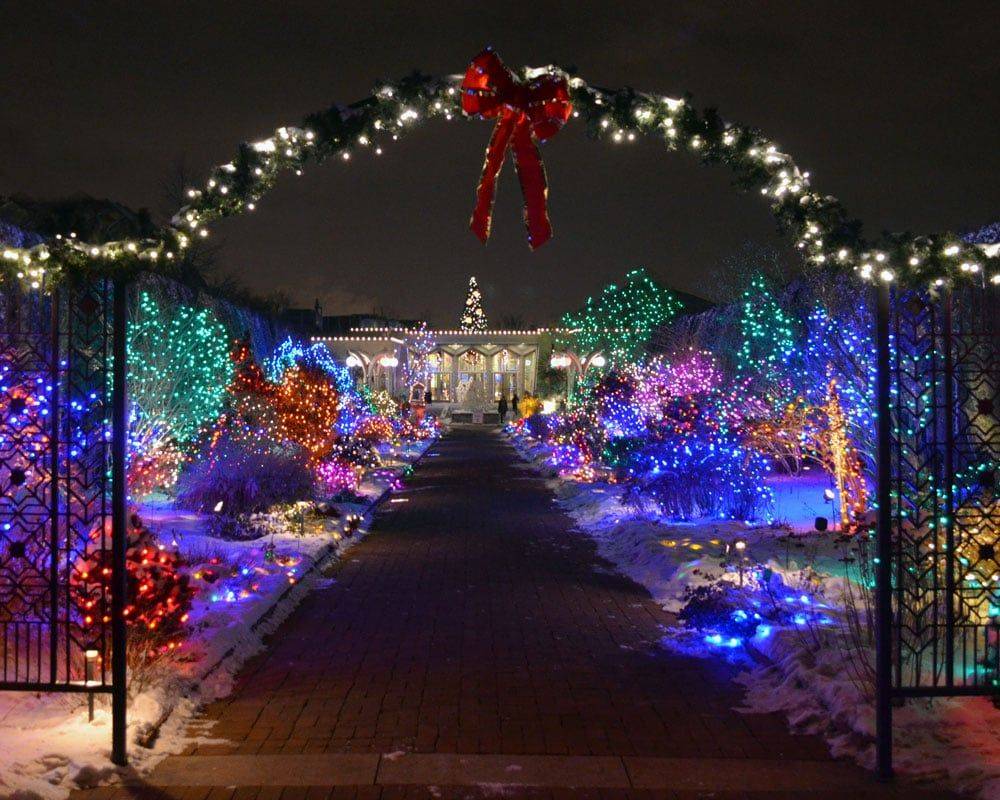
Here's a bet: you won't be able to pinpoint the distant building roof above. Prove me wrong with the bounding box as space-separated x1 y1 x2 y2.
280 308 425 335
284 284 712 337
673 289 715 315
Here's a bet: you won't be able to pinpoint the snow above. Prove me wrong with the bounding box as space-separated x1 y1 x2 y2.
508 427 1000 800
769 469 839 532
741 630 1000 799
514 438 852 612
0 532 332 800
0 436 435 800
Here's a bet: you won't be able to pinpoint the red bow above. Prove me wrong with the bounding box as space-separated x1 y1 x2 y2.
462 49 572 249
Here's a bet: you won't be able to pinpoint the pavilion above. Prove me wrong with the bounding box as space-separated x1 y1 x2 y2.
313 326 605 409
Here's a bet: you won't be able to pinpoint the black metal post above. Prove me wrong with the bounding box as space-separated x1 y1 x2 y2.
110 280 128 767
941 287 956 688
49 290 60 685
875 281 893 781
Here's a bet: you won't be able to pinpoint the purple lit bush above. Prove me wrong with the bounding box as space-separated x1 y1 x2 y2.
316 458 360 496
585 358 774 521
507 345 796 523
176 440 312 514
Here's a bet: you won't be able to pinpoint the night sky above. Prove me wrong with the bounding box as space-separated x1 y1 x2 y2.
1 2 997 326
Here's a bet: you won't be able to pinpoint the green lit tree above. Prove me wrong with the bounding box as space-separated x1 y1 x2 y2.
128 291 234 492
459 276 487 331
736 274 796 377
559 268 682 366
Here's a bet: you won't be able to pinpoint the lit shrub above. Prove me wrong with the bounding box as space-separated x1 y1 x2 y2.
73 513 195 668
128 292 234 494
175 440 312 514
274 366 340 463
316 458 361 496
523 412 552 440
678 583 764 642
621 439 772 521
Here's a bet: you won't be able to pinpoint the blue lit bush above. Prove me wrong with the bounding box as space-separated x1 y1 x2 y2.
678 583 768 644
621 439 772 521
523 412 553 440
678 572 837 651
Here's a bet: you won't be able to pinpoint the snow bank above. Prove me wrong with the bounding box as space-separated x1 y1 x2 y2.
507 428 1000 799
742 628 1000 798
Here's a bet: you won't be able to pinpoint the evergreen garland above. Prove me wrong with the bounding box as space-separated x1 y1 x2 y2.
2 64 996 290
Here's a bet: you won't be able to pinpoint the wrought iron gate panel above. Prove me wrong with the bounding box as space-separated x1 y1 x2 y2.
950 285 999 689
1 280 115 691
888 283 999 695
0 288 55 684
62 281 115 686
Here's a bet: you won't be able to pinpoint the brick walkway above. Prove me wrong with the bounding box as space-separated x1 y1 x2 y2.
83 428 957 799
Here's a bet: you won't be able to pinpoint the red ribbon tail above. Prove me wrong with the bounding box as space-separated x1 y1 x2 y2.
470 114 516 244
510 121 552 250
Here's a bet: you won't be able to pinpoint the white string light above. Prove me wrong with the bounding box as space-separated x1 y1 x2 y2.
1 66 995 292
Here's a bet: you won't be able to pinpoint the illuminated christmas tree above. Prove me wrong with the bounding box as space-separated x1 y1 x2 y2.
403 323 435 392
559 268 682 366
128 291 233 492
459 276 487 331
735 274 797 406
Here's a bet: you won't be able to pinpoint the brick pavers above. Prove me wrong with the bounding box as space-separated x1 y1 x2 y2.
201 429 799 760
77 428 958 798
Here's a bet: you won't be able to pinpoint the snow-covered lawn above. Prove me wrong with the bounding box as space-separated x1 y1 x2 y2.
0 437 435 800
509 428 1000 800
